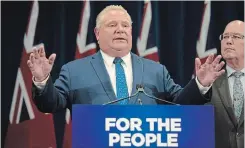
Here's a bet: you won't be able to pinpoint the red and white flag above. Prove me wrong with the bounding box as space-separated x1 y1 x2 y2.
63 1 97 147
195 0 217 75
137 0 159 62
5 1 56 148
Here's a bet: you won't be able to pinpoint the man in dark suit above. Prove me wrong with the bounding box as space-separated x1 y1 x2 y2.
208 20 244 148
27 5 225 113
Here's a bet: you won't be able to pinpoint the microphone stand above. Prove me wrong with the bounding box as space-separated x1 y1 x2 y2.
103 84 180 105
102 90 140 105
138 85 180 105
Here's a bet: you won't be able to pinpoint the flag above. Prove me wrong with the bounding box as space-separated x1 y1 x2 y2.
137 0 159 62
194 0 217 77
5 1 56 148
63 1 97 147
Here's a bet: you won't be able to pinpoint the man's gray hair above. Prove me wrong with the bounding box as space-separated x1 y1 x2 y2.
96 5 132 28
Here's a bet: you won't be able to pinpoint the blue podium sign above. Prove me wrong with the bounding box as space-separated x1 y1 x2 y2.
72 105 214 148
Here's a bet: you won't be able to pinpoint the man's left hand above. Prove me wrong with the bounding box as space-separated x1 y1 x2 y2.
195 54 225 87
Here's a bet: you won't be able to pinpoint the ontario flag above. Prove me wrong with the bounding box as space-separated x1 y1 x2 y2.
137 0 160 62
194 0 217 77
4 1 56 148
62 1 97 147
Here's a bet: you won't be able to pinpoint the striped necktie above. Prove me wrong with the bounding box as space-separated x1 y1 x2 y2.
233 71 244 121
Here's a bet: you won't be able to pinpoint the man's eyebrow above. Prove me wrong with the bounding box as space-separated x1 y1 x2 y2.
122 20 130 23
106 20 117 24
223 32 244 35
233 32 244 36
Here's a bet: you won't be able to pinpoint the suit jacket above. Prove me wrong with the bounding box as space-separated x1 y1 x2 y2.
32 51 210 113
207 72 244 148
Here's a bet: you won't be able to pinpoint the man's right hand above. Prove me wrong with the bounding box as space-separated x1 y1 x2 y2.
27 43 56 82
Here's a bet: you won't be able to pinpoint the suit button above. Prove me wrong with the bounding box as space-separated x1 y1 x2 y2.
237 133 240 136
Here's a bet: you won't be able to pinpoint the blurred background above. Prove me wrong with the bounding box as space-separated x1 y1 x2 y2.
2 1 244 148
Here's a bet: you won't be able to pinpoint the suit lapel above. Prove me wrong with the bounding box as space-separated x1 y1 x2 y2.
128 53 143 104
217 72 238 126
90 51 116 102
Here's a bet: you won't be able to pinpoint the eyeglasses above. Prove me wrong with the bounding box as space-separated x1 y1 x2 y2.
219 33 244 41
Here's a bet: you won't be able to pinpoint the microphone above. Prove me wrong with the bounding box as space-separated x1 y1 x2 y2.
102 89 140 105
136 84 180 105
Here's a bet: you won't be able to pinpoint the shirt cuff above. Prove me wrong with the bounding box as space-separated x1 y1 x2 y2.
32 74 50 91
195 77 212 95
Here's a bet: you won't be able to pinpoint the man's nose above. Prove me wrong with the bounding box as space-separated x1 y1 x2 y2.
115 25 124 33
226 36 233 45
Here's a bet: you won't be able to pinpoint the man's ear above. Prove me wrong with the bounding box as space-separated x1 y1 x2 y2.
94 27 99 41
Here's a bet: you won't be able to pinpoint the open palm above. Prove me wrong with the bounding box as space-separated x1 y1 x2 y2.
195 54 225 87
27 44 56 82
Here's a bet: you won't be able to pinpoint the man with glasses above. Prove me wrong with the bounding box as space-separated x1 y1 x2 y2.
209 20 244 148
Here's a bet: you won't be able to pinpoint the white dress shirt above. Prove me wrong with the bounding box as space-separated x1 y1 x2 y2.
226 65 245 104
100 50 133 96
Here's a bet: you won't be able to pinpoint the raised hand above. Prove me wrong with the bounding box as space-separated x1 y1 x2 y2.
195 54 225 87
27 44 56 82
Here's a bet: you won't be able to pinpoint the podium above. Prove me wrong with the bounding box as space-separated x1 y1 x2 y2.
72 105 214 148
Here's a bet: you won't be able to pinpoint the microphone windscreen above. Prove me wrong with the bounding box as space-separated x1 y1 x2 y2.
136 84 141 89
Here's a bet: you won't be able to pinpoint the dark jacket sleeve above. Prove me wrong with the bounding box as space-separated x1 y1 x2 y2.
162 65 211 105
32 64 71 113
174 79 212 104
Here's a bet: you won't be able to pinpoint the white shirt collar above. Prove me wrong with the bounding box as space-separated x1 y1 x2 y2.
226 65 245 78
100 50 131 67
